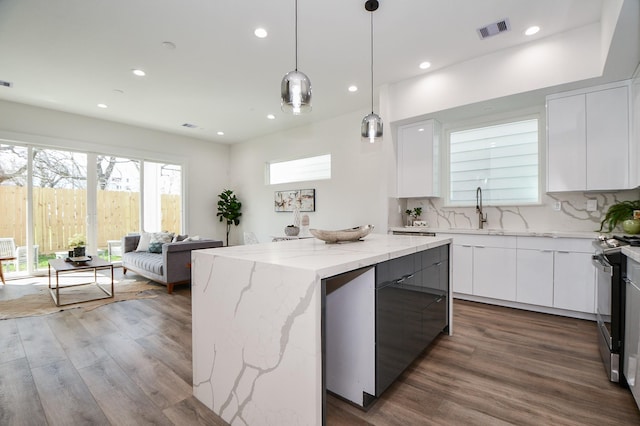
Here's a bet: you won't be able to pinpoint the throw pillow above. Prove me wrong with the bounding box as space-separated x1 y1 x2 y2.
184 235 201 241
148 241 163 253
135 232 153 252
172 234 188 243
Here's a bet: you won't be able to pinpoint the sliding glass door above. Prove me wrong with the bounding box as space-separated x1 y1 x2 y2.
32 148 87 273
96 156 140 263
0 144 28 278
0 141 184 277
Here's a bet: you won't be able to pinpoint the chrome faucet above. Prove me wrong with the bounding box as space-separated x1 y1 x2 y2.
476 186 488 229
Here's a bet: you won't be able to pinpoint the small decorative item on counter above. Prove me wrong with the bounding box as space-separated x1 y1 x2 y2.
285 225 300 236
413 220 428 227
634 210 640 220
405 207 424 227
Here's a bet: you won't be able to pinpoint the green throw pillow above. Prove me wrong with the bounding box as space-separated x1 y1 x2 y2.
148 242 163 253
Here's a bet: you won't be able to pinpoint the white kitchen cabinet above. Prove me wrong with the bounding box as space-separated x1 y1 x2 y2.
474 246 517 301
440 233 516 300
625 257 640 407
547 81 631 192
451 244 473 294
516 248 554 306
553 251 595 313
442 232 595 316
397 119 440 198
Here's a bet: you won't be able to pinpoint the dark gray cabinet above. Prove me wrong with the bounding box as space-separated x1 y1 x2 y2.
375 244 449 396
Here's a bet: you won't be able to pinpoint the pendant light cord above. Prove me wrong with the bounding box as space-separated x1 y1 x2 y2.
295 0 299 71
370 11 374 114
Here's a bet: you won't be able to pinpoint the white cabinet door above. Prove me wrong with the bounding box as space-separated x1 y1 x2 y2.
586 86 630 190
547 82 631 192
397 120 440 198
553 251 595 313
625 271 640 407
473 246 517 301
547 94 586 192
516 249 554 306
451 244 473 295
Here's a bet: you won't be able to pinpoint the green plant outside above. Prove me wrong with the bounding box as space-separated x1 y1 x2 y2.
598 200 640 232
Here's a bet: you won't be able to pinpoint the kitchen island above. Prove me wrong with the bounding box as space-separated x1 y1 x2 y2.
191 233 452 425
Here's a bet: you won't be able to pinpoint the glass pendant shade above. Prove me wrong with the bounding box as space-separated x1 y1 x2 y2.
281 70 312 115
361 112 383 143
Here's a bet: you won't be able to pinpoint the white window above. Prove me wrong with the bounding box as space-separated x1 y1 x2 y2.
268 154 331 185
449 118 539 206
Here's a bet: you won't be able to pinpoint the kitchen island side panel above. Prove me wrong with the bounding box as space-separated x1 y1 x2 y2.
192 251 322 425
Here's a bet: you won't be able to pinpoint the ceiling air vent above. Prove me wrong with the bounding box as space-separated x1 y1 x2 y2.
0 80 13 88
181 123 197 128
477 18 511 39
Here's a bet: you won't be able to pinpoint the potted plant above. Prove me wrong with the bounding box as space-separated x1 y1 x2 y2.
217 189 242 246
404 207 423 226
68 233 86 257
599 200 640 234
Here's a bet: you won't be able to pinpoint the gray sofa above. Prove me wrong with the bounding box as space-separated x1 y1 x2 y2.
122 234 223 293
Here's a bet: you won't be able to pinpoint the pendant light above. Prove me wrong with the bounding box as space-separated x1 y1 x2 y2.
281 0 312 114
361 0 383 143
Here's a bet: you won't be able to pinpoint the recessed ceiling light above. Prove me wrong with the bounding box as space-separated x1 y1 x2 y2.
418 128 425 132
525 26 540 36
419 61 431 70
97 103 108 108
217 131 224 136
254 28 268 38
267 114 276 120
348 85 358 92
162 41 176 49
132 69 146 77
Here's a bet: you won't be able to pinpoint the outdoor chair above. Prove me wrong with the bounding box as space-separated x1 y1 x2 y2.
15 244 39 271
0 238 17 284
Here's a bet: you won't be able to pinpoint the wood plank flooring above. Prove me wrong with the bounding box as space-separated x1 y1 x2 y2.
1 275 639 425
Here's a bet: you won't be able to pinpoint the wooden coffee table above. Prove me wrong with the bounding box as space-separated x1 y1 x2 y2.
48 257 114 306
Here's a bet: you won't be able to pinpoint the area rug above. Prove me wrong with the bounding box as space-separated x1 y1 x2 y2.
0 275 167 320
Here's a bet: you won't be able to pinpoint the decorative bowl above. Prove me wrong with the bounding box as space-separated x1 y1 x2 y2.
284 226 300 236
309 225 374 244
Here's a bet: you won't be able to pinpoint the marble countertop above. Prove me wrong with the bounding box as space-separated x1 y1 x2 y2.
388 226 601 239
197 233 452 279
623 246 640 263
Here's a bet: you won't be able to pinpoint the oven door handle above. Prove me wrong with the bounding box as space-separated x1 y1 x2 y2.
592 255 612 274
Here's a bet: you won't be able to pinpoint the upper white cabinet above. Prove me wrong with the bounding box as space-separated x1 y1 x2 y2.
547 81 631 192
397 119 440 198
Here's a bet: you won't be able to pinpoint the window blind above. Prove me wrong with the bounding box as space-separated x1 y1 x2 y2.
449 119 538 205
269 154 331 185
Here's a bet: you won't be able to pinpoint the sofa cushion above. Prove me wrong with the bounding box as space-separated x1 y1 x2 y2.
123 251 163 276
135 232 153 252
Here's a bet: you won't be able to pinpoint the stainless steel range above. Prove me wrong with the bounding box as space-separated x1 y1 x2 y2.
593 235 638 383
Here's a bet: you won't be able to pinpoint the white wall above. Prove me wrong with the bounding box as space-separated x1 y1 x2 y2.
228 109 392 245
0 100 230 240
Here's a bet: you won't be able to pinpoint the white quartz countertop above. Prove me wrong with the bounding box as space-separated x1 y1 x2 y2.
197 233 451 279
623 246 640 263
389 226 601 239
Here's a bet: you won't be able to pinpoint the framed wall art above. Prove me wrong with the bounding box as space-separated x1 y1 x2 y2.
274 189 315 212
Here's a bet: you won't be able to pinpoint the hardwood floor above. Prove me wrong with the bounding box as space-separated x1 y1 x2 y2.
1 278 639 425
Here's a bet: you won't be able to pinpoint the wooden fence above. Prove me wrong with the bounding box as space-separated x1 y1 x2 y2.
0 186 180 253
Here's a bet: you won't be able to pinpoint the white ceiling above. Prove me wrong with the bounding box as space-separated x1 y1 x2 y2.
0 0 620 144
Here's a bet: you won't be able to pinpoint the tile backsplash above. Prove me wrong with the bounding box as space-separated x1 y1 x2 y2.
392 189 640 233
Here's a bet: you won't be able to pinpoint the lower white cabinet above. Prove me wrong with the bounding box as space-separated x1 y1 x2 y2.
516 248 554 306
474 246 516 301
553 251 595 313
451 244 473 294
442 233 595 315
625 258 640 407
